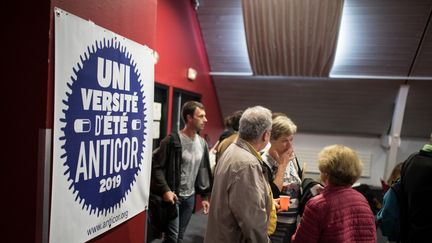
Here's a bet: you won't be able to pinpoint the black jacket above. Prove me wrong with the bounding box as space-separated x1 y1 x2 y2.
150 132 213 199
400 148 432 243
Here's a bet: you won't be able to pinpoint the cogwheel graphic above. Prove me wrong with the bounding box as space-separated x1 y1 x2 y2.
58 38 148 216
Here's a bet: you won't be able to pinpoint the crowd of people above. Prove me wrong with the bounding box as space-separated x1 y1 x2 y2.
147 101 432 243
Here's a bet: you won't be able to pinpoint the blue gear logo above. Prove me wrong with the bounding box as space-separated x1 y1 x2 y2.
59 38 147 216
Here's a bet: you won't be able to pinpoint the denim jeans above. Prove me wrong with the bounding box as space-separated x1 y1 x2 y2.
163 194 195 243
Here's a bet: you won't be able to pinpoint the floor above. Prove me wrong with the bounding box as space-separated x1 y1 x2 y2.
151 209 207 243
152 209 390 243
180 209 207 243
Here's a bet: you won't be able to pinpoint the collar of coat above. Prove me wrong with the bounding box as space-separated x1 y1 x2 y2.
169 132 183 149
422 143 432 152
235 137 264 162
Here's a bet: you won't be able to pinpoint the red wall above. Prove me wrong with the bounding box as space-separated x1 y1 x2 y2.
6 0 222 242
155 0 224 145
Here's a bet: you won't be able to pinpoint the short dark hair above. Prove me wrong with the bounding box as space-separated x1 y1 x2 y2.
224 110 243 131
182 101 205 122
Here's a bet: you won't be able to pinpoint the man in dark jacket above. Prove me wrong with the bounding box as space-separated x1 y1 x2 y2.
149 101 212 243
400 133 432 243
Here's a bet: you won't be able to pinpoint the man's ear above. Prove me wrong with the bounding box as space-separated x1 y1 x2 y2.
186 114 192 123
262 130 269 142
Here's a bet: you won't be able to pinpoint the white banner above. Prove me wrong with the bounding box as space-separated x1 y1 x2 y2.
51 8 154 243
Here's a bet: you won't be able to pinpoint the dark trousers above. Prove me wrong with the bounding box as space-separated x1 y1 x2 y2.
163 194 195 243
270 222 297 243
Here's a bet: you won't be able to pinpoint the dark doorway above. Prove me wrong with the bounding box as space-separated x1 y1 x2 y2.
153 84 168 149
170 89 201 133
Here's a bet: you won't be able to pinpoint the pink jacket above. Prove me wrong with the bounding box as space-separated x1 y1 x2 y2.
291 185 376 243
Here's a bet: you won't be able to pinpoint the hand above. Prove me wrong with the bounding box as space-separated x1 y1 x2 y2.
281 148 295 165
272 148 294 168
163 191 178 204
286 147 295 161
310 184 324 196
273 198 283 212
202 200 210 214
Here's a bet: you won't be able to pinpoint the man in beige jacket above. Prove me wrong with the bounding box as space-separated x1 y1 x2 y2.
204 106 273 243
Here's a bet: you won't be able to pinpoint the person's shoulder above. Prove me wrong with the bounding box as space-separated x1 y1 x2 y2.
350 186 371 200
197 134 207 142
220 133 238 144
419 149 432 158
401 150 427 172
158 134 171 145
171 132 180 139
159 133 181 147
218 129 234 142
325 186 360 201
306 193 326 210
225 145 260 165
342 187 374 211
404 151 422 163
161 132 177 141
196 134 209 148
226 143 253 159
